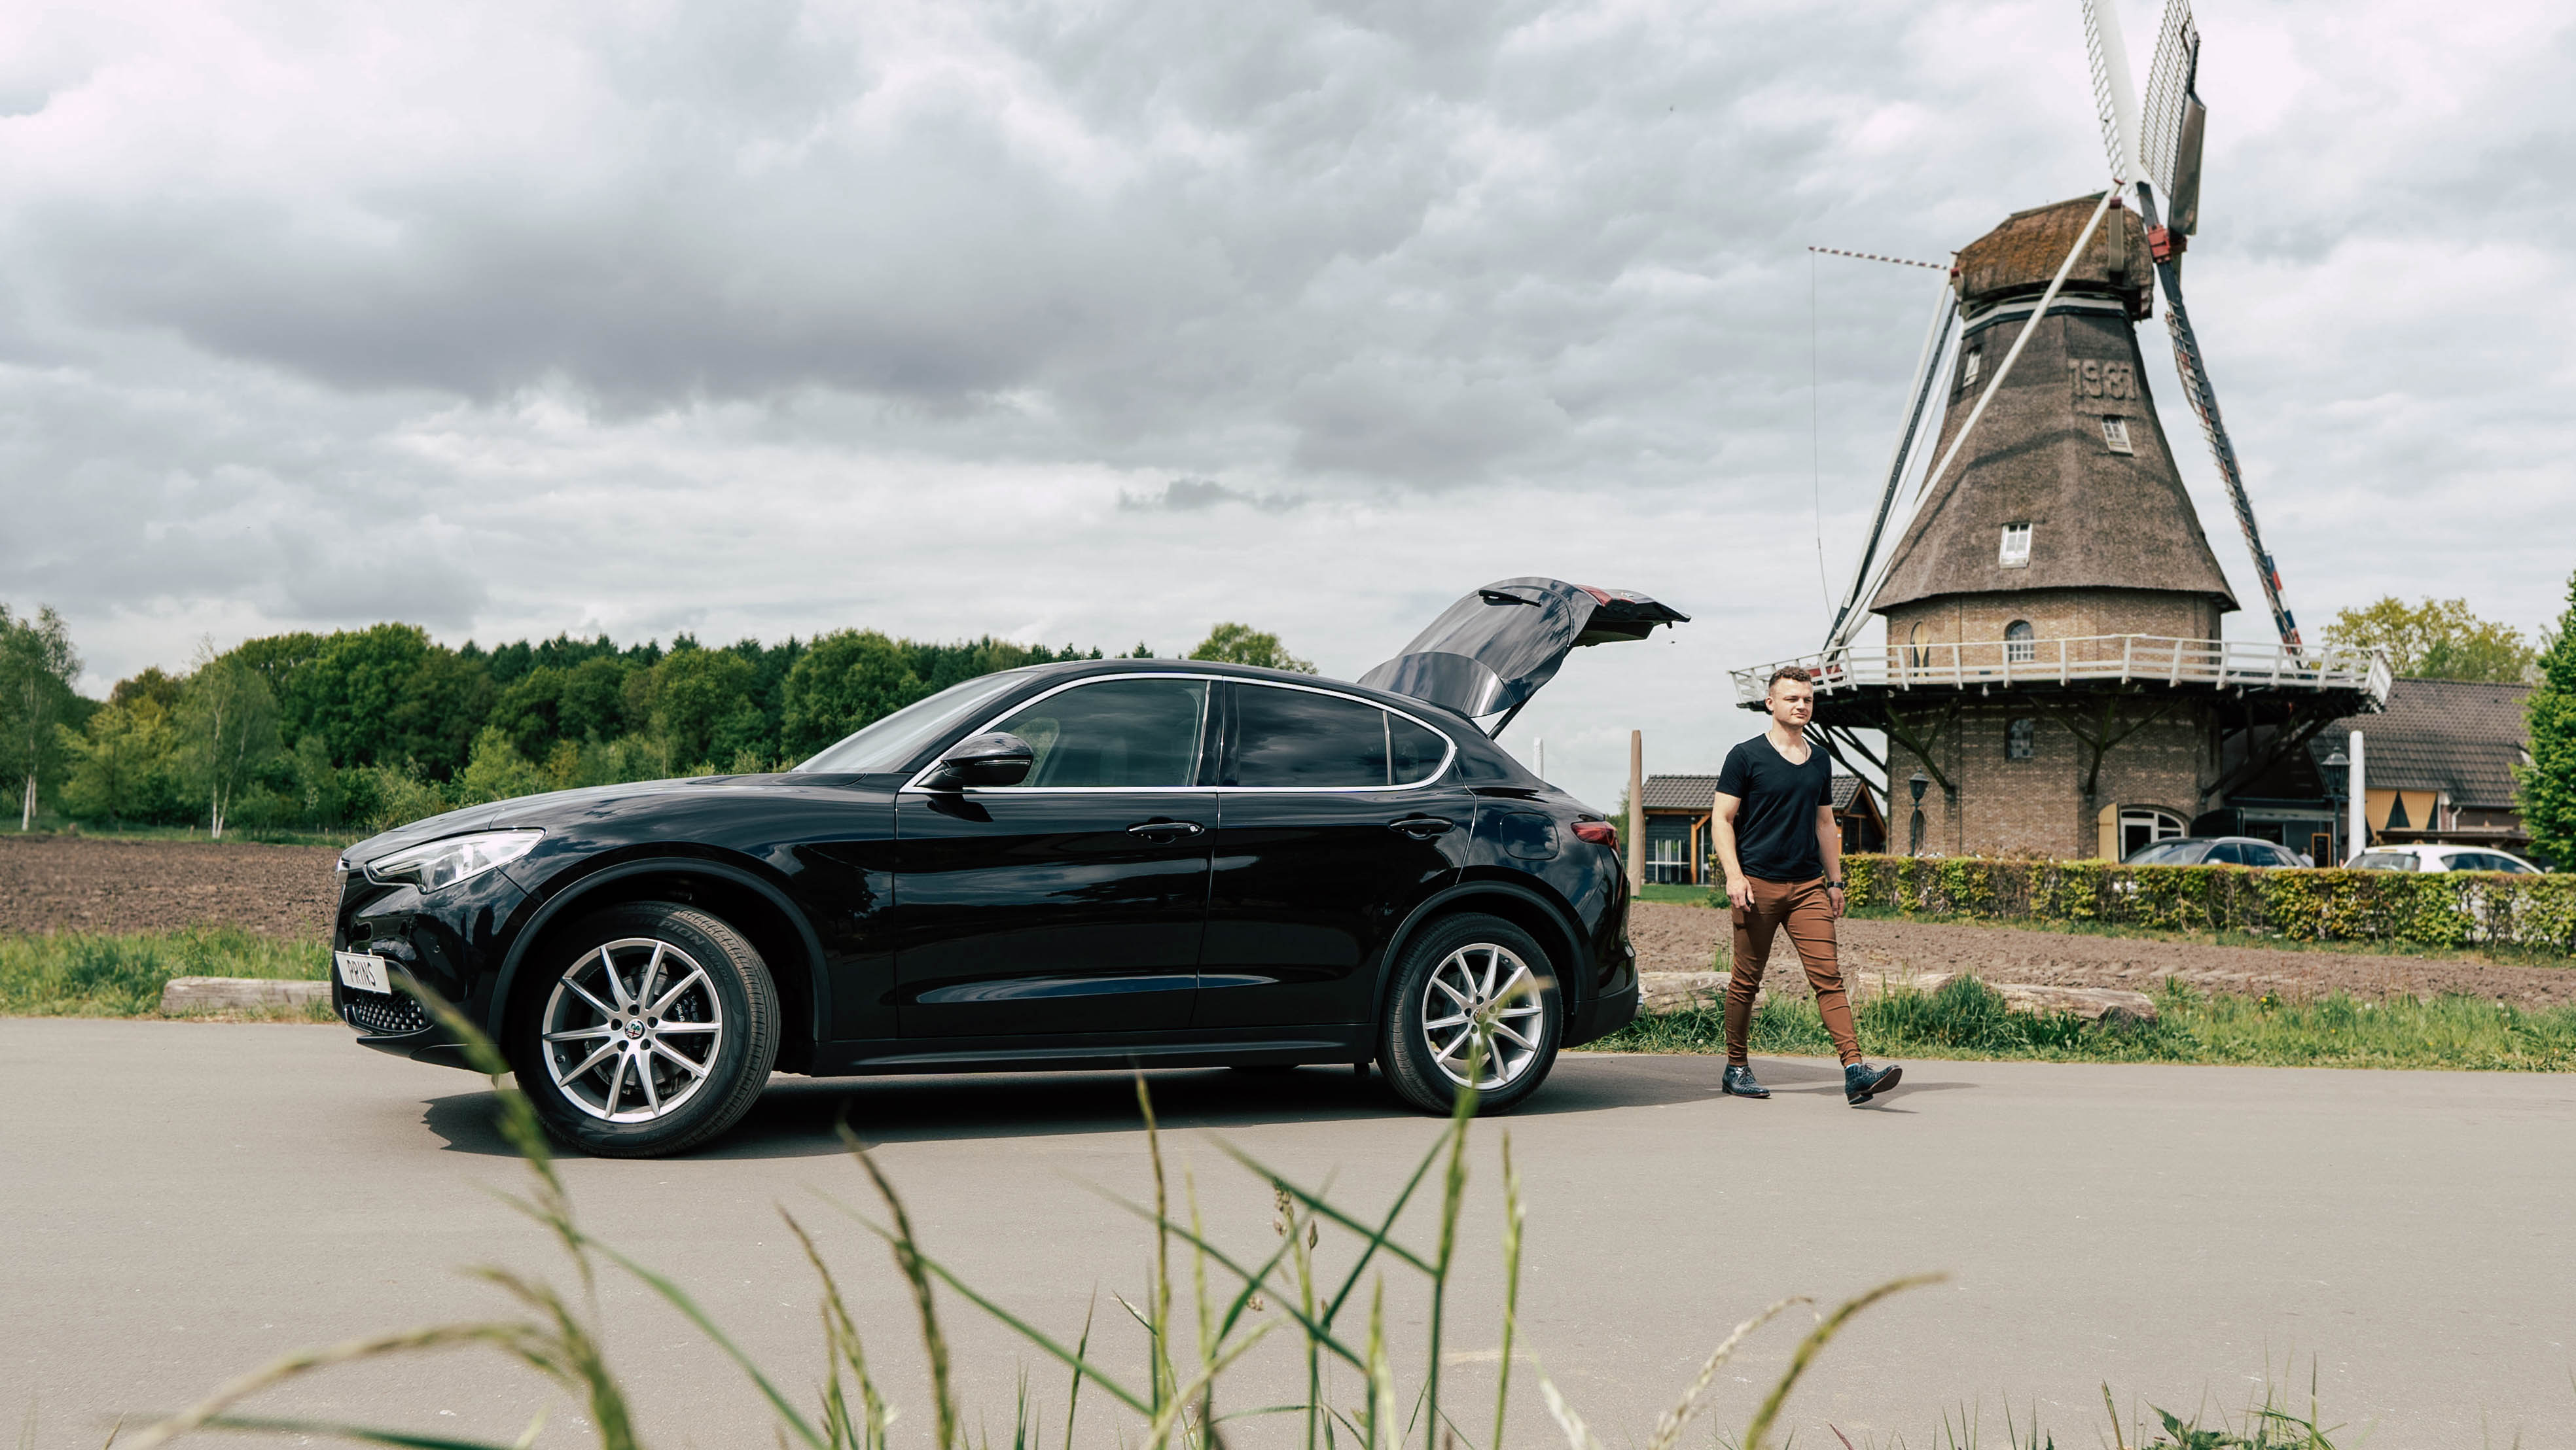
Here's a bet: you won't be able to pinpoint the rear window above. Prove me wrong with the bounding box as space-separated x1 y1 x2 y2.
2352 851 2418 872
1228 684 1449 788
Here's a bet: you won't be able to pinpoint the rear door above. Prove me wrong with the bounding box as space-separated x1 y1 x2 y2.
1198 681 1472 1029
891 675 1218 1038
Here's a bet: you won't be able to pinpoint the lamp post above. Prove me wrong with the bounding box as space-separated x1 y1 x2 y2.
2322 748 2348 866
1908 771 1929 857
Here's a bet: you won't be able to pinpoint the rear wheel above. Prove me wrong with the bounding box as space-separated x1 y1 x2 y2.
509 902 780 1158
1378 913 1563 1116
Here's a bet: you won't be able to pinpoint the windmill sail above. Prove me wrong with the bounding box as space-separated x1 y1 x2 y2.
2092 0 2302 646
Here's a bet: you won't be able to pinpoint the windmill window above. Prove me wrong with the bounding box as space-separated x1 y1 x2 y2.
2100 416 2134 454
1998 522 2032 568
1958 349 1982 391
2005 717 2037 760
2005 620 2036 663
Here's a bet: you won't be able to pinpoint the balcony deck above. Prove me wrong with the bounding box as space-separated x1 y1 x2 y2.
1732 635 2393 717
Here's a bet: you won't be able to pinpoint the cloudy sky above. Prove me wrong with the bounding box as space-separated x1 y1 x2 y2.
3 0 2569 807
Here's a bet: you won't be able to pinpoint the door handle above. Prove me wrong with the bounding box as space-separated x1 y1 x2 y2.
1390 816 1455 839
1127 820 1206 838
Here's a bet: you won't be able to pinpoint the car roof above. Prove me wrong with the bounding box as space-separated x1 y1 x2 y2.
985 657 1485 729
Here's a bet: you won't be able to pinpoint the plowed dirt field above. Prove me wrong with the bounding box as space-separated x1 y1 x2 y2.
0 836 339 940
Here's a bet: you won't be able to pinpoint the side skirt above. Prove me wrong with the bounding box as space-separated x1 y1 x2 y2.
810 1026 1368 1078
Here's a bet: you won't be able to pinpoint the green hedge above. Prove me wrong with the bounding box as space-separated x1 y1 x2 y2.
1815 855 2576 953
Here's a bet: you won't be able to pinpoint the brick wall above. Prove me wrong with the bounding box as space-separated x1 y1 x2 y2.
1884 694 2214 859
1880 588 2222 660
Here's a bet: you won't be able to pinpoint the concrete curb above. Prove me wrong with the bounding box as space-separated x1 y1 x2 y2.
160 977 332 1014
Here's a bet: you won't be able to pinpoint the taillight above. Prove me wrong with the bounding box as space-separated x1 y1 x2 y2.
1572 821 1618 849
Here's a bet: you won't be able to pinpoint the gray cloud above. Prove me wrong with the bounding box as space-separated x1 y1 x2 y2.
0 0 2571 810
1120 480 1304 512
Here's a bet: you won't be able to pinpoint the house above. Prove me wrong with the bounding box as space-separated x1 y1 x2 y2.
2314 679 2535 854
1638 771 1887 884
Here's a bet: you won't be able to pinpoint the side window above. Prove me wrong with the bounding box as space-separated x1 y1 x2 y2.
2204 842 2248 866
1230 686 1397 788
990 678 1210 788
1388 713 1451 785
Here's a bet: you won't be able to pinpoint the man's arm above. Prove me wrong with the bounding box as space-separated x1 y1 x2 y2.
1713 792 1751 910
1817 804 1845 917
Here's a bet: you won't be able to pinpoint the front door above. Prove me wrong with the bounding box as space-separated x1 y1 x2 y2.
1198 681 1471 1029
892 675 1218 1037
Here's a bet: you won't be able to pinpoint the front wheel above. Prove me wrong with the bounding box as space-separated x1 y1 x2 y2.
509 901 781 1158
1378 913 1564 1116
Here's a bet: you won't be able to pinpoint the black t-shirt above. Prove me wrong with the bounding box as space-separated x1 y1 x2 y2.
1715 733 1832 883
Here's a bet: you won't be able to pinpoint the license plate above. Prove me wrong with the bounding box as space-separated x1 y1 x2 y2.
334 951 393 995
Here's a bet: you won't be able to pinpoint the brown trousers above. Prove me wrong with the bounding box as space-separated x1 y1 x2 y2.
1725 875 1861 1066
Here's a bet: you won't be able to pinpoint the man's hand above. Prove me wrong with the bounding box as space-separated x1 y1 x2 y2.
1726 875 1753 911
1825 883 1846 920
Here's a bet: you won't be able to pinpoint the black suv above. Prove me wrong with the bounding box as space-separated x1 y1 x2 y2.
330 578 1685 1156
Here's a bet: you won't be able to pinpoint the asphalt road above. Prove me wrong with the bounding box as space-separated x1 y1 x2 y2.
5 1020 2572 1449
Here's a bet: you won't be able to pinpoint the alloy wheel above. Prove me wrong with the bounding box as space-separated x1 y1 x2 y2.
1418 942 1544 1089
539 936 726 1123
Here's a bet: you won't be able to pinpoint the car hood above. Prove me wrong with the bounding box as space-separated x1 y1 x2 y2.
1359 577 1689 722
340 773 859 864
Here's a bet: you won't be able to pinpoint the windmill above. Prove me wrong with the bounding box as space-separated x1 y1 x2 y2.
1737 0 2388 863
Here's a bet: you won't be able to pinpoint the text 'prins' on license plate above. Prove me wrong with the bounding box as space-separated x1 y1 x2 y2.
334 951 393 995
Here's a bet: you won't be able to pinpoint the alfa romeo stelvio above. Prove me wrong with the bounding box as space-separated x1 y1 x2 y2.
331 578 1688 1156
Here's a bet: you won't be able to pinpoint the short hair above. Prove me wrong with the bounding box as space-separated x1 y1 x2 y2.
1766 666 1815 696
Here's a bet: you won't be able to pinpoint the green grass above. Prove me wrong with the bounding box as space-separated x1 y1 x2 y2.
1594 974 2576 1071
0 927 330 1017
1634 881 1713 906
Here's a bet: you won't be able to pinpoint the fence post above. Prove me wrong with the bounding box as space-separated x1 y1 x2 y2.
1629 730 1645 894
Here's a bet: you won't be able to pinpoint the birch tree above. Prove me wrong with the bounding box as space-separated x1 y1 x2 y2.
178 641 281 841
0 605 81 830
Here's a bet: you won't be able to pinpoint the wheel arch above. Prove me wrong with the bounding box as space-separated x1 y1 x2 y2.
1370 879 1590 1050
493 856 828 1073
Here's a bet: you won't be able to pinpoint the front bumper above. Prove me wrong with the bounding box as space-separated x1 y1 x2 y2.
333 860 529 1070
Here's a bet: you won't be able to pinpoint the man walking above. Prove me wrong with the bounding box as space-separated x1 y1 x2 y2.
1711 667 1902 1105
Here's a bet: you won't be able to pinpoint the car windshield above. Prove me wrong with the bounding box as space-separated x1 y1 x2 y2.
793 672 1030 774
2351 851 2417 872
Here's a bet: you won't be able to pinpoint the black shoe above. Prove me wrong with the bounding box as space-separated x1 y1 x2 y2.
1722 1063 1771 1099
1844 1061 1903 1106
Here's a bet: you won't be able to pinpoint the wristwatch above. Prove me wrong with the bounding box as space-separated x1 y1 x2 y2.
1825 879 1844 889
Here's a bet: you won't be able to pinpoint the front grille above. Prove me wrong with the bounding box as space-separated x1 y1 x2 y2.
344 990 431 1036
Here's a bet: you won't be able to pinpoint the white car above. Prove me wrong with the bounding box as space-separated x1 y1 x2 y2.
2348 843 2544 874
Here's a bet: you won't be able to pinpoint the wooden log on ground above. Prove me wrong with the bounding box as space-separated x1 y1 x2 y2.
159 976 332 1015
1641 969 2157 1024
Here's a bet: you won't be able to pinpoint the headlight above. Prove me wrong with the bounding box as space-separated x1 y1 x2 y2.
365 829 544 893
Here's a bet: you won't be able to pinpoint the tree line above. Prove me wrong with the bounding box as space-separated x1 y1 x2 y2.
0 608 1315 838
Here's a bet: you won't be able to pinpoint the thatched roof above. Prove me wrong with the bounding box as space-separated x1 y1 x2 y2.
1870 198 2236 616
1955 194 2154 318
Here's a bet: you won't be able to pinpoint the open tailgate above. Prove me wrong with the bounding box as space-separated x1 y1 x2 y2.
1357 577 1688 726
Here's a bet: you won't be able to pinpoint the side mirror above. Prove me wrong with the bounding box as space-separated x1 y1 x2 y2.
928 732 1035 790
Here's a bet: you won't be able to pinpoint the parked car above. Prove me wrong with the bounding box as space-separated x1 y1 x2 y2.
329 578 1687 1157
2122 836 2310 868
2346 844 2543 874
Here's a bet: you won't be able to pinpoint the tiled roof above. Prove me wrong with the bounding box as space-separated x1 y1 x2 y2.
2311 678 2534 809
1641 772 1871 814
1639 774 1721 811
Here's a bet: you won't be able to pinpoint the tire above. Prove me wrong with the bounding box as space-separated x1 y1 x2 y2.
1376 913 1564 1116
507 901 781 1158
